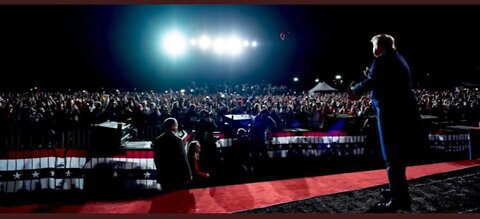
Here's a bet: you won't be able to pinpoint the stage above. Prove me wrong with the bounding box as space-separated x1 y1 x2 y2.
1 159 479 213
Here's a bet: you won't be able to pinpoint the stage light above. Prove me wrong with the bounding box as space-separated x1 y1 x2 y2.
162 31 187 58
335 74 342 80
190 39 197 46
180 89 186 93
226 37 243 56
213 38 227 54
315 78 320 83
160 31 258 57
198 35 211 50
293 77 299 82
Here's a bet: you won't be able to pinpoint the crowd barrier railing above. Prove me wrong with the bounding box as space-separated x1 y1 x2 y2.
1 128 478 193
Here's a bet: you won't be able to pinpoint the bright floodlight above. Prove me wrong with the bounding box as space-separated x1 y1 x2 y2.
199 35 211 50
190 39 197 46
335 75 342 80
251 41 258 47
227 37 243 56
162 31 187 57
243 40 249 47
315 78 320 83
213 38 227 54
293 77 299 82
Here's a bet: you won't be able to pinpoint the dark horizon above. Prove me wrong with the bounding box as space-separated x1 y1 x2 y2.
1 5 480 92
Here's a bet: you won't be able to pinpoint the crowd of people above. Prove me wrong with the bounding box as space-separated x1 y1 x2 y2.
417 88 480 123
2 82 480 196
1 83 480 135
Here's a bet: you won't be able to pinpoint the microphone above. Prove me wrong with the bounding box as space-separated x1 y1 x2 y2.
348 81 360 101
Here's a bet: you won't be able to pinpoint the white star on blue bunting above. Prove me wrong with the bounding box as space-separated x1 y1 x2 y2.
13 172 21 179
32 171 40 178
144 172 151 179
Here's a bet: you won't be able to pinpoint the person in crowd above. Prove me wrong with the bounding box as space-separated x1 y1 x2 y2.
184 104 199 131
91 101 106 124
232 128 255 175
249 108 277 162
196 110 220 175
146 102 161 126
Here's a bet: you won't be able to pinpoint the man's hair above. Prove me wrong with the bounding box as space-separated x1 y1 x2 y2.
371 34 396 50
163 117 177 131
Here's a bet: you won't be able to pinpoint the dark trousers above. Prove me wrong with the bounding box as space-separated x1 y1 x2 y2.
385 158 409 201
377 112 410 201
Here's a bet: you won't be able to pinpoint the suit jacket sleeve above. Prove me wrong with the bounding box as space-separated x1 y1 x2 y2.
351 58 383 96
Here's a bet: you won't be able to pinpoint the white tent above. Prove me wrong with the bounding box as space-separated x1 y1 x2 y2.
309 81 338 94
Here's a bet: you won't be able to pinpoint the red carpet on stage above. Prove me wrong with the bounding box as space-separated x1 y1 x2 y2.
1 159 479 213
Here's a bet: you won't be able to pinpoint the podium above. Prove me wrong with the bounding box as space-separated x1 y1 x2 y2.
90 121 132 156
124 141 152 150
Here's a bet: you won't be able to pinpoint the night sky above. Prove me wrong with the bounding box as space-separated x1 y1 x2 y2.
1 5 480 91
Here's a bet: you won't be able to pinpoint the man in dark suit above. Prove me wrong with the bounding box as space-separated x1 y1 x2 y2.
349 34 425 212
249 108 277 159
153 118 192 192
